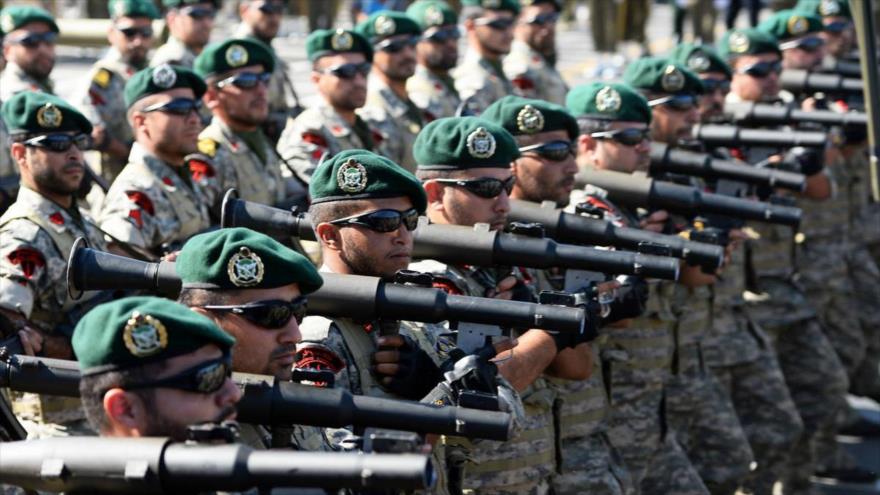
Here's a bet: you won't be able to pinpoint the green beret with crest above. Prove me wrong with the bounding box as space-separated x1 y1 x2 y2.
668 43 732 78
461 0 521 14
623 57 705 96
306 29 373 62
482 95 579 141
194 38 275 79
795 0 851 19
356 10 422 42
757 9 823 41
124 64 207 108
717 28 781 59
566 82 652 124
1 92 93 135
0 5 58 34
108 0 160 19
414 117 520 170
406 1 458 30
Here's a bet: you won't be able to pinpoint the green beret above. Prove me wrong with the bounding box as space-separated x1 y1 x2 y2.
0 6 58 34
461 0 521 14
566 82 652 124
194 38 275 80
108 0 160 19
309 149 428 212
1 92 93 135
73 296 235 375
124 64 207 108
177 228 323 292
415 117 520 171
482 95 579 141
162 0 220 8
623 58 705 96
668 43 732 78
758 9 823 41
406 1 458 30
717 28 781 59
520 0 561 10
306 29 373 63
795 0 851 19
356 11 422 42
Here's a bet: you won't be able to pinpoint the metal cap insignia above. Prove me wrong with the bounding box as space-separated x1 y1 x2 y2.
516 105 545 134
113 1 127 18
225 44 249 68
375 15 397 36
466 127 497 159
227 246 265 287
819 0 841 16
123 311 169 357
661 65 685 92
728 32 750 54
595 86 622 113
0 14 13 35
687 52 711 72
425 6 445 26
337 158 368 193
152 64 177 89
331 29 354 51
36 103 63 129
788 16 808 36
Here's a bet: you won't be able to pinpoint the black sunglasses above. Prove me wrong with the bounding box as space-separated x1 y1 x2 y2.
434 176 516 199
7 31 57 48
737 60 782 78
779 36 824 53
522 11 559 26
142 97 203 116
424 26 461 43
201 296 309 329
518 140 574 162
700 77 731 92
475 17 515 30
117 25 154 39
180 5 216 20
823 20 851 33
375 35 420 54
126 354 232 395
649 94 699 111
256 2 284 15
318 62 372 80
590 127 651 146
329 208 420 233
24 133 92 152
217 71 272 90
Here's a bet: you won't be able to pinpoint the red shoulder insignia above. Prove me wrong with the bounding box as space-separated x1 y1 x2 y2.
371 129 384 144
7 248 45 280
295 345 346 387
125 190 155 216
188 158 216 182
424 110 437 123
161 177 174 187
48 212 64 226
511 76 535 90
88 88 106 106
128 209 143 229
302 132 328 148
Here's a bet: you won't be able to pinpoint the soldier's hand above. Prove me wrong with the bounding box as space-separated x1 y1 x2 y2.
486 275 518 300
373 335 442 400
162 250 180 262
17 327 43 356
373 335 406 376
639 210 668 233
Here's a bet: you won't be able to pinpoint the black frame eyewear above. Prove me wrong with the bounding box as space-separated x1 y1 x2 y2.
24 133 92 152
700 78 731 92
474 17 515 30
522 11 560 26
7 31 57 48
179 5 216 20
329 208 420 233
424 26 461 43
648 94 699 111
518 140 575 162
125 354 232 395
779 36 824 53
375 35 420 54
434 176 516 199
823 20 851 34
737 60 783 78
201 296 309 330
116 25 154 39
217 71 272 90
590 127 651 146
142 97 203 116
318 62 372 80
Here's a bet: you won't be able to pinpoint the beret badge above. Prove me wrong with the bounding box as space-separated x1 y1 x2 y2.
484 0 502 8
788 15 808 36
331 29 354 50
425 6 445 26
0 14 13 34
595 86 622 113
123 311 169 357
227 246 265 287
36 103 63 129
375 15 397 36
687 52 711 72
517 105 545 134
467 127 497 159
113 1 127 17
225 44 249 68
337 158 369 193
152 64 177 89
728 32 750 53
661 65 685 92
819 0 840 16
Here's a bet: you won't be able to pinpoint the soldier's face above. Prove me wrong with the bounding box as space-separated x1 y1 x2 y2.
136 88 201 160
731 53 781 102
820 17 854 57
581 122 651 174
373 34 417 81
336 196 416 279
3 21 55 80
313 53 368 111
109 16 154 68
517 4 557 56
511 130 577 207
211 65 270 127
698 72 730 123
14 131 86 197
651 98 699 145
240 0 283 41
430 167 512 231
417 27 459 72
472 10 514 56
168 3 214 48
781 36 825 70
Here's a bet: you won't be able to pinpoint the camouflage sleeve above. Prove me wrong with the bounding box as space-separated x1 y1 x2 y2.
277 116 329 182
357 106 405 166
453 76 496 116
0 222 54 319
191 138 228 208
78 68 116 129
97 179 160 250
296 316 356 394
503 60 539 100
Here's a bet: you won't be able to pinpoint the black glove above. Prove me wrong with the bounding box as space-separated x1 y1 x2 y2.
377 335 443 400
602 276 649 324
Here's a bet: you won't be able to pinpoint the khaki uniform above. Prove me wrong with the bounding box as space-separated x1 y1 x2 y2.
503 39 568 106
452 51 514 116
150 36 197 68
406 64 461 120
276 102 376 182
358 76 425 173
197 117 293 207
97 143 211 256
0 62 53 101
77 48 139 182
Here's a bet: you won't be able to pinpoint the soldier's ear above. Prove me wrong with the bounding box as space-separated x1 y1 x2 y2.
315 222 343 250
576 134 595 155
103 388 145 435
422 180 446 211
9 143 27 168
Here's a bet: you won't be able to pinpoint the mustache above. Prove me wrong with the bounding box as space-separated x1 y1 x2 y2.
63 162 85 172
270 344 298 361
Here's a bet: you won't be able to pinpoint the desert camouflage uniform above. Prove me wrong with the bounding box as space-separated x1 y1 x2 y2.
0 62 53 101
277 101 377 182
97 143 211 256
503 39 568 106
407 64 461 120
0 186 108 439
358 76 425 173
233 24 295 138
452 51 514 116
77 48 139 182
150 36 197 68
197 117 293 207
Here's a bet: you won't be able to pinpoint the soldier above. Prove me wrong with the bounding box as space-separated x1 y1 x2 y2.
482 95 630 495
795 0 855 59
405 0 463 120
668 44 733 123
757 10 825 87
150 0 217 68
277 29 376 181
78 0 160 184
98 64 212 259
0 5 57 101
234 0 299 144
0 92 110 438
194 38 297 209
74 296 241 441
503 0 568 105
453 0 518 115
355 11 425 173
413 116 592 494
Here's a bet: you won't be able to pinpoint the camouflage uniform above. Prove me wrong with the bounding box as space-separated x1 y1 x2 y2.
97 143 211 256
358 76 425 173
0 186 107 439
77 48 139 182
276 101 377 182
407 64 462 120
503 39 568 106
452 51 514 116
0 62 53 101
197 117 294 207
150 36 197 68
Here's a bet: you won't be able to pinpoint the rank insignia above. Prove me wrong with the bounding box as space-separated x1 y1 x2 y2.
331 29 354 51
337 158 368 193
661 65 685 92
466 127 497 159
123 311 169 357
93 69 112 89
375 15 397 36
227 246 265 287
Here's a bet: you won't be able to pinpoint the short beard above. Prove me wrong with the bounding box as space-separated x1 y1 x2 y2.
329 93 365 112
23 61 52 81
339 236 396 280
33 162 82 196
425 51 457 72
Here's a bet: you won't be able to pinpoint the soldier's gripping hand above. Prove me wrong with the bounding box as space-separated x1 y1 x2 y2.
639 210 669 233
373 335 443 400
485 275 518 300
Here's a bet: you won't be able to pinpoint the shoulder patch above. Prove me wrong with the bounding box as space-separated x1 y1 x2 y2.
198 138 218 158
125 190 155 216
188 156 216 183
302 131 329 148
295 342 346 375
93 69 112 89
7 247 46 280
